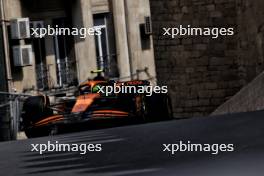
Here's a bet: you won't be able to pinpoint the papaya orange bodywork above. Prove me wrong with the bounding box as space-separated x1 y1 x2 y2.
35 115 64 127
71 94 100 113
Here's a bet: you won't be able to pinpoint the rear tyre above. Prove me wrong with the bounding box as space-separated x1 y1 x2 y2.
22 96 53 138
146 93 173 121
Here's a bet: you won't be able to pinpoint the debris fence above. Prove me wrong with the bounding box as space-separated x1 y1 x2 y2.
0 92 29 141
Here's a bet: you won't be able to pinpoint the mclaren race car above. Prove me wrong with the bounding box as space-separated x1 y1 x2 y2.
21 78 173 138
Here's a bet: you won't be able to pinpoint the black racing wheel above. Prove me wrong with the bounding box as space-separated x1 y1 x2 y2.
22 95 53 138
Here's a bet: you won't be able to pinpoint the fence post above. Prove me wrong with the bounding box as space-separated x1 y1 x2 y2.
10 97 19 140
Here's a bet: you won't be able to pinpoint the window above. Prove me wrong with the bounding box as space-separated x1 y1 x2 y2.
93 14 119 78
53 18 76 87
31 21 49 90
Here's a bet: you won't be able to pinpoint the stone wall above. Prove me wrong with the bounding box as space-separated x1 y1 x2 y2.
236 0 264 82
211 0 264 115
150 0 264 118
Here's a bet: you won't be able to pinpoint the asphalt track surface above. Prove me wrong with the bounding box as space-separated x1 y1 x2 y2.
1 110 264 176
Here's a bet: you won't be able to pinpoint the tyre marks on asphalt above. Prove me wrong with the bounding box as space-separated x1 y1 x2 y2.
19 131 125 175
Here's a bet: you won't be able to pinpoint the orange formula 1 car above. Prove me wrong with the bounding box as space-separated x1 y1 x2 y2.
21 80 173 138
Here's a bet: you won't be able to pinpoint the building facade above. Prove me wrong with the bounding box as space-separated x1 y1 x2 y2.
2 0 264 119
2 0 157 93
0 19 11 141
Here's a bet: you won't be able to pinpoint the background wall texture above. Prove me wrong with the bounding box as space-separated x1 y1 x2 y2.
150 0 264 118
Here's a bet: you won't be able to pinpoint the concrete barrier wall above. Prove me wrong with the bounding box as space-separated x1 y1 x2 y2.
212 71 264 115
